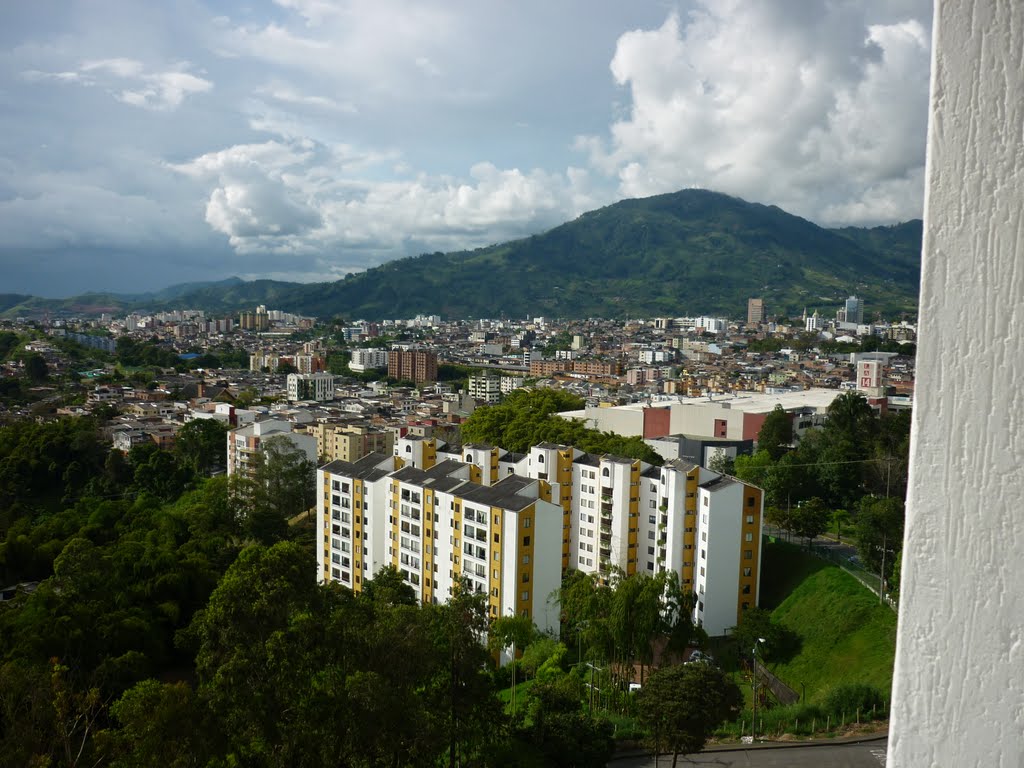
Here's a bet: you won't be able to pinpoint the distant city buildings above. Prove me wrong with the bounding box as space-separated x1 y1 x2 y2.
388 349 438 384
287 372 336 402
349 348 389 372
747 298 765 325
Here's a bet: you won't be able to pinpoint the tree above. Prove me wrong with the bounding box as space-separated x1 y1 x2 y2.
233 436 316 542
173 418 229 477
276 361 298 375
789 497 831 547
825 391 876 447
756 405 793 460
636 663 742 766
24 353 49 383
855 495 904 581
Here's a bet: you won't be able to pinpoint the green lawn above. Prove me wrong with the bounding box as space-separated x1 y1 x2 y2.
761 540 897 704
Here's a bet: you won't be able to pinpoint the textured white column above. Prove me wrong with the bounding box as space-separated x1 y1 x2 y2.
889 2 1024 766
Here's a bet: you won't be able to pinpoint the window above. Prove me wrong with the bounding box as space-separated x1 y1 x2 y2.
744 549 753 560
649 500 656 508
648 531 655 540
521 591 529 602
522 536 530 547
742 602 750 610
699 567 705 576
647 546 655 555
649 514 656 524
743 567 752 577
494 533 500 543
701 549 706 560
523 518 532 529
493 551 500 561
742 584 751 594
331 567 340 579
602 467 609 477
332 480 340 491
522 555 530 565
746 515 755 524
522 573 530 583
747 497 756 507
745 532 753 542
701 532 707 541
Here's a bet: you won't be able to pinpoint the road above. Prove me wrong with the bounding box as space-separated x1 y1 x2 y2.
611 739 887 767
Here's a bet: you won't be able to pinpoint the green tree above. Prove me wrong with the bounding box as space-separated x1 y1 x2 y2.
24 353 49 383
855 495 904 583
173 418 229 477
789 497 831 547
636 663 742 766
756 405 793 460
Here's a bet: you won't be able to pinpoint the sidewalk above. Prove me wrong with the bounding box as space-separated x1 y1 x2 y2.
610 728 889 761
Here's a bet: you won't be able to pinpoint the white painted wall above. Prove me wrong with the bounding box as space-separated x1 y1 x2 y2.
889 2 1024 765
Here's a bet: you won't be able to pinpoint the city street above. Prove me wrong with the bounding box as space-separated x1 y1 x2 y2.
611 739 887 767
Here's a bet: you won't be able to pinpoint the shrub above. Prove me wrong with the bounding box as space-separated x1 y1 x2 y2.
822 683 885 718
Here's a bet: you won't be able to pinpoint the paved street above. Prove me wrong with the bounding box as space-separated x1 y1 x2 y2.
611 739 888 767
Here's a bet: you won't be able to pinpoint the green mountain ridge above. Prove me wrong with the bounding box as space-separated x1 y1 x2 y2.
4 190 922 320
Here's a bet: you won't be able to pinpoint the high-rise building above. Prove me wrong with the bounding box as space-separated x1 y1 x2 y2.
844 296 864 325
747 298 765 325
467 373 502 404
286 372 336 402
388 349 438 384
227 418 318 479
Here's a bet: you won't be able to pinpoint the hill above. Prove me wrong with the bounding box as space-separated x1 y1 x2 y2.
760 540 896 702
3 190 922 320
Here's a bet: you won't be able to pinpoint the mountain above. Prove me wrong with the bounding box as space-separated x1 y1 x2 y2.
2 190 922 320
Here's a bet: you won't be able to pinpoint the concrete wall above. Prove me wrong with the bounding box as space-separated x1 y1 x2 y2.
890 2 1024 765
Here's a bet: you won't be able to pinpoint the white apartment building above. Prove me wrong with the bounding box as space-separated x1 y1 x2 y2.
349 348 389 372
287 372 336 402
227 418 318 478
500 375 525 394
467 373 502 405
317 454 563 634
332 435 764 636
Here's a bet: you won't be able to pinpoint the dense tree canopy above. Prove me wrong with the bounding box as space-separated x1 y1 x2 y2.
461 389 663 464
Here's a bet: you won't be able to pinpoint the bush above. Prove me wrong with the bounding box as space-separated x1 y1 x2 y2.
822 683 885 718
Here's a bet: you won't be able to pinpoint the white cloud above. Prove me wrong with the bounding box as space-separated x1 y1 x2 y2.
170 135 594 274
27 57 212 110
577 3 932 225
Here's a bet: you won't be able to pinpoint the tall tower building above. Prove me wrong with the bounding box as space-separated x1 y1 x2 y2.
747 298 765 325
844 296 864 325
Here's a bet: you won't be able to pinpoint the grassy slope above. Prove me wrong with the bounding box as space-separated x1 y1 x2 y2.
760 540 897 703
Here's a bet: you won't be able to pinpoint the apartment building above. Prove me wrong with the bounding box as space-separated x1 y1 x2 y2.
324 436 763 636
227 418 318 478
317 454 562 634
317 422 394 463
286 372 336 402
467 373 502 405
388 349 438 384
350 348 389 372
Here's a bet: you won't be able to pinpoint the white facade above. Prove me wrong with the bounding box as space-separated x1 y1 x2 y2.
287 372 336 402
349 348 390 372
467 374 502 405
227 418 318 477
891 4 1024 766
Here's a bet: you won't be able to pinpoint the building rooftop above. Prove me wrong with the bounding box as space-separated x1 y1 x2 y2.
457 474 538 512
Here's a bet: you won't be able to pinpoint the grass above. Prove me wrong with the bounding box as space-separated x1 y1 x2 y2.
760 540 897 703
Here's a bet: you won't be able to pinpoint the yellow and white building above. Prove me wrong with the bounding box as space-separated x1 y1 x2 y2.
319 438 763 637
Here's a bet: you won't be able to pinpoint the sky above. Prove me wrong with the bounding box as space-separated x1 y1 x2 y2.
0 0 934 298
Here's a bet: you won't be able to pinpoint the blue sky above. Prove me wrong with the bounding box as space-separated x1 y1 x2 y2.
0 0 933 297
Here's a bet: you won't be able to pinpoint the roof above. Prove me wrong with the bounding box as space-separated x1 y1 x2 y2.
457 474 538 512
321 451 394 481
700 474 739 491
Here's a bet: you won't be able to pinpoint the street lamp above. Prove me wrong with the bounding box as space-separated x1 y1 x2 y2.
752 637 766 741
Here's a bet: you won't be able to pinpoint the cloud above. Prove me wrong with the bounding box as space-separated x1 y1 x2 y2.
27 57 212 110
169 136 595 277
577 3 932 225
